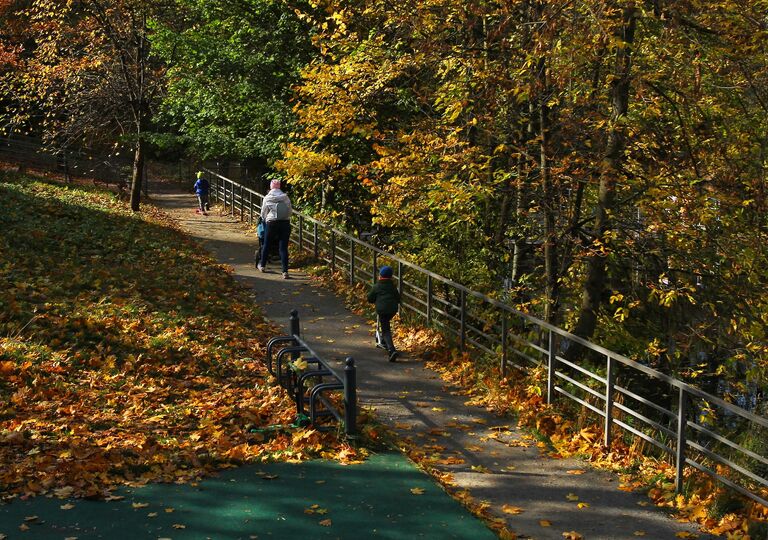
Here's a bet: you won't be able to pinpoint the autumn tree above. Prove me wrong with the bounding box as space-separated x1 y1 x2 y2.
0 0 168 210
283 0 768 395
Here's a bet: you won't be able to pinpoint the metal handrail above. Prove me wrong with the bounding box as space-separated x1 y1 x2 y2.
207 170 767 508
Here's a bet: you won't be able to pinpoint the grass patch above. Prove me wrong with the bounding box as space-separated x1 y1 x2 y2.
0 171 361 499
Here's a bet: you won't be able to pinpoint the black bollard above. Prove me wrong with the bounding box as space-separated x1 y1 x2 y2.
344 357 357 438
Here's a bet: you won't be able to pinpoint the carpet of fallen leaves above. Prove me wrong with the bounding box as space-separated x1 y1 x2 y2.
309 261 768 540
425 350 768 539
0 172 358 501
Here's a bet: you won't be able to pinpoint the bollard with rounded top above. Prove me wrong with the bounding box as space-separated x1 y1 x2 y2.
344 357 357 438
289 309 300 337
289 310 300 361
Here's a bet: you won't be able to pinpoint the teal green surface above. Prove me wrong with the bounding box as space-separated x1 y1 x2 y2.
0 453 496 539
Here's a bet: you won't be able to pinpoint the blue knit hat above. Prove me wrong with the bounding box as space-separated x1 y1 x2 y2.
379 265 393 278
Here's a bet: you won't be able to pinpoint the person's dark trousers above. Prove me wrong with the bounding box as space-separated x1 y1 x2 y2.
259 219 291 272
379 312 396 352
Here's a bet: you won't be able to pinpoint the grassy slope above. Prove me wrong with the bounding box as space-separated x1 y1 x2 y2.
0 171 349 499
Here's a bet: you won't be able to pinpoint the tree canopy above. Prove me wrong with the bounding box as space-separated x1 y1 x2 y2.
1 0 766 404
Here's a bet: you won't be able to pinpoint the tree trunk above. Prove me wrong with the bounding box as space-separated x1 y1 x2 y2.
570 5 638 341
130 136 145 211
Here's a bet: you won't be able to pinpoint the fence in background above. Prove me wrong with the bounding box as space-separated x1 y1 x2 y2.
206 169 768 508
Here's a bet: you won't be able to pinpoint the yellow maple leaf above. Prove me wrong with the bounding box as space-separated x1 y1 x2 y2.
562 531 583 540
566 493 579 501
501 504 524 515
410 487 425 495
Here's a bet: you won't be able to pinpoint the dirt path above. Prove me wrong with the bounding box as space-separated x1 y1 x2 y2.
154 191 714 540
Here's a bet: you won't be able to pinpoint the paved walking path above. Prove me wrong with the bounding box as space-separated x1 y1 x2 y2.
0 454 494 539
154 191 715 540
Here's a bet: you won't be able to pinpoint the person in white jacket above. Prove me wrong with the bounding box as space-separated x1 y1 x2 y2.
257 179 293 278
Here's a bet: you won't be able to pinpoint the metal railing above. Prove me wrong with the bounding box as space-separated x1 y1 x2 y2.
206 169 768 508
265 311 357 437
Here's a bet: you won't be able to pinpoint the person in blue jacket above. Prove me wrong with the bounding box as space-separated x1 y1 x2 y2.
193 172 210 215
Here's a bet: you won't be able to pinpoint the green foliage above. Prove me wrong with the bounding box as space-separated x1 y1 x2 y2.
151 0 315 161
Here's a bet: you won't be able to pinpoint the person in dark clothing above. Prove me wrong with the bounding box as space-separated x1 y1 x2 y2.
367 265 401 361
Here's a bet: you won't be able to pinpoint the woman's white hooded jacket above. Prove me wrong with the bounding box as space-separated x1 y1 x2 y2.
260 189 292 222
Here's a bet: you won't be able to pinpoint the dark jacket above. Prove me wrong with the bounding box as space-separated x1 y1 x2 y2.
367 278 400 315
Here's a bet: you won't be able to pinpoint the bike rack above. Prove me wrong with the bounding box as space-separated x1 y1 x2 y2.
265 310 357 437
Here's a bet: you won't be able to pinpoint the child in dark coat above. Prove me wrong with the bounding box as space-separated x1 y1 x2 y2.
367 265 401 361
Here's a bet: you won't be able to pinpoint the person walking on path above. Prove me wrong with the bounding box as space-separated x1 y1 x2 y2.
368 265 401 362
193 172 210 215
257 179 292 279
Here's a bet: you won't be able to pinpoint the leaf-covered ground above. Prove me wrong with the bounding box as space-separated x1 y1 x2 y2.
0 171 356 500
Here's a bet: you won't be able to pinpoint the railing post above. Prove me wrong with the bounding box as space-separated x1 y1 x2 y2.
372 251 378 284
459 289 466 351
427 275 433 326
249 191 253 223
230 182 235 215
330 231 336 272
397 261 404 300
223 179 227 210
604 355 615 449
350 241 355 285
676 386 688 494
501 311 508 378
240 185 244 220
313 222 319 259
298 215 304 251
547 330 556 404
344 357 357 438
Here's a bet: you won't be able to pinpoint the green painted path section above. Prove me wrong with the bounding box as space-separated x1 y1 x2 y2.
0 453 496 539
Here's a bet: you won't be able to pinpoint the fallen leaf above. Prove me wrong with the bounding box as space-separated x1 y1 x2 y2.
165 508 175 513
23 516 38 522
410 487 425 495
172 523 186 529
539 520 552 527
675 533 697 539
60 503 75 510
319 519 332 527
19 524 30 532
562 532 583 540
148 512 158 518
566 493 579 501
634 532 646 536
132 502 149 509
566 469 585 475
501 504 524 515
577 502 590 509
